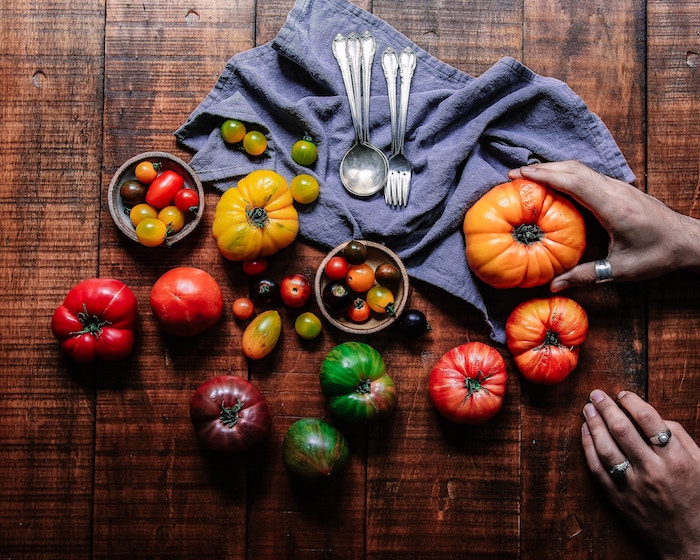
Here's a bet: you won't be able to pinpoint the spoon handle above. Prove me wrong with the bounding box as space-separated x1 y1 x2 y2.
360 31 376 145
345 32 364 143
397 47 416 155
382 47 399 155
332 33 362 143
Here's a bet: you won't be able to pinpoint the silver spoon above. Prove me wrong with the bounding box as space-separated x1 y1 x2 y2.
332 32 388 197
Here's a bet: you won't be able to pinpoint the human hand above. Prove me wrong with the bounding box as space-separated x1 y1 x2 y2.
507 160 700 292
581 389 700 559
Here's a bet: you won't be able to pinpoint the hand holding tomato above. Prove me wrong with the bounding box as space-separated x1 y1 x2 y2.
505 296 588 384
429 342 507 425
51 278 138 363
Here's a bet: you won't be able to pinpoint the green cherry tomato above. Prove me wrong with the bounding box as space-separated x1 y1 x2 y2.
295 312 322 340
291 134 318 166
366 285 396 316
221 119 247 144
289 174 320 204
135 218 167 247
242 130 267 156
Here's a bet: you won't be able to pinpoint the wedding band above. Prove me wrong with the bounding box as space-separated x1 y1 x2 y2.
650 429 672 447
594 259 614 283
609 458 631 480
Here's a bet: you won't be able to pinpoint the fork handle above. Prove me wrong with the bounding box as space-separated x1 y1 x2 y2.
382 47 399 155
397 47 416 154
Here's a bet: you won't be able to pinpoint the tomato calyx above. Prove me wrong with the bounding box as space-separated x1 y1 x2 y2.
512 223 544 246
219 399 245 428
462 371 492 403
72 304 112 338
356 378 372 395
246 205 270 229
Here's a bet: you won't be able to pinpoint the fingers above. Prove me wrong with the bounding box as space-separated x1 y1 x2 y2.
550 262 601 292
617 391 675 451
582 394 633 478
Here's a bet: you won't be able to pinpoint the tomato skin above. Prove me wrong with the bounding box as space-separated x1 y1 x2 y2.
342 240 367 264
220 119 247 144
322 281 353 312
130 203 158 226
429 342 507 425
242 130 267 156
212 170 299 261
505 296 588 384
174 188 200 213
366 285 395 315
241 310 281 359
157 206 186 233
291 136 318 166
135 160 158 184
347 298 370 323
242 258 268 277
120 179 147 205
135 218 167 247
375 262 400 288
319 342 397 424
231 297 255 321
282 418 349 478
324 256 349 281
280 274 311 308
249 276 279 303
51 278 137 363
190 376 271 455
150 267 223 336
294 312 322 340
289 173 320 204
463 178 586 289
145 170 185 209
346 263 375 293
397 309 430 337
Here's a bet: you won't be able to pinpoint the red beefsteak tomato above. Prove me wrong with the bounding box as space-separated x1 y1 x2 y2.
428 342 507 425
150 267 223 336
51 278 138 363
189 375 272 455
505 296 588 384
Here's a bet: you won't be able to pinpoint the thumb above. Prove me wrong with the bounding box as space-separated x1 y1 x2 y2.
550 262 600 292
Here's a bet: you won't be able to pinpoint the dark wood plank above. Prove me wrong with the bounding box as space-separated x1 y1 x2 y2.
521 0 648 557
0 1 105 558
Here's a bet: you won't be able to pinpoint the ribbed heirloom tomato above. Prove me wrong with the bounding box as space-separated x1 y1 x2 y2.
212 170 299 261
505 296 588 384
463 178 586 289
428 342 507 425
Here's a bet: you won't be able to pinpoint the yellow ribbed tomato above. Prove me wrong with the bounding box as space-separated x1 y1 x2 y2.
463 178 586 289
212 170 299 261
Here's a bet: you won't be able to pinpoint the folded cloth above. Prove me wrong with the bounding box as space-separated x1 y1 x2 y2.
175 0 635 343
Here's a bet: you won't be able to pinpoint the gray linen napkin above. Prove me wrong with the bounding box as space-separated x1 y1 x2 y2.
174 0 635 343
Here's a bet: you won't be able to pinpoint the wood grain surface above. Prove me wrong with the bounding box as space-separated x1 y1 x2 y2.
1 0 698 558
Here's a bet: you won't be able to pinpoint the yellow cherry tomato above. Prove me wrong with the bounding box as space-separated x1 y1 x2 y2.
157 205 186 233
130 203 158 226
221 119 247 144
242 131 267 156
134 160 158 184
135 218 167 247
289 173 320 204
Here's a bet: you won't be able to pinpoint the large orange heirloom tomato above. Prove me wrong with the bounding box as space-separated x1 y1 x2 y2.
463 178 586 289
505 296 588 384
212 170 299 261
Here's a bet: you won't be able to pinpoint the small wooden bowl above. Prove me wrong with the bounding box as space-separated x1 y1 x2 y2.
314 240 410 335
107 151 204 245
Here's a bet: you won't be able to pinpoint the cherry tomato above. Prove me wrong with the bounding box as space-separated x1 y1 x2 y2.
135 218 167 247
231 297 255 321
322 281 353 312
294 312 322 340
375 262 401 288
347 298 371 323
134 160 158 184
324 256 349 281
250 276 279 302
119 179 147 206
242 258 268 276
289 174 320 204
398 309 430 337
280 274 312 309
157 206 186 233
221 119 247 144
342 240 367 264
129 203 158 226
346 263 375 293
291 134 318 166
366 285 395 315
145 170 185 209
242 130 267 156
174 188 200 213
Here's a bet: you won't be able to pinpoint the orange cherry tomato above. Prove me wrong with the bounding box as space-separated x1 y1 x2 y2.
346 263 375 293
134 160 158 184
232 297 255 321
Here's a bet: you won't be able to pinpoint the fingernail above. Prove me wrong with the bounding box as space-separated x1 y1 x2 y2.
590 389 605 404
583 403 598 418
550 279 567 293
581 422 591 436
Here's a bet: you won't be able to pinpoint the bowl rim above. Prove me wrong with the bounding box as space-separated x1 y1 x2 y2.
107 151 204 245
314 240 410 335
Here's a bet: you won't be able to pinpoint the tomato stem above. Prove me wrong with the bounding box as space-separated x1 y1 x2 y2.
71 304 111 338
246 206 270 229
220 399 245 428
512 223 544 246
356 378 372 395
461 370 490 404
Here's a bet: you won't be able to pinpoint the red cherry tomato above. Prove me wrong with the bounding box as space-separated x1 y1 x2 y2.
242 258 268 276
145 170 185 209
174 188 200 213
324 256 349 281
347 298 371 323
231 297 255 321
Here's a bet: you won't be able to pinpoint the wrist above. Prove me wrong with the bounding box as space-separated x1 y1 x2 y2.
673 214 700 274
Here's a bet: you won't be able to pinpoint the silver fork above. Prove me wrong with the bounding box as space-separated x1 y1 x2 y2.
382 46 416 207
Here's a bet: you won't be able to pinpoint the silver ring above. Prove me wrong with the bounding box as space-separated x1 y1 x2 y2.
594 259 614 283
650 429 672 447
609 458 631 480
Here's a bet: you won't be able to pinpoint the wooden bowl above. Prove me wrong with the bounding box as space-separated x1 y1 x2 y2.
107 151 204 245
314 240 410 335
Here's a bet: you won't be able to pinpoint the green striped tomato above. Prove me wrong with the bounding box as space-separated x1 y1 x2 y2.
282 418 349 478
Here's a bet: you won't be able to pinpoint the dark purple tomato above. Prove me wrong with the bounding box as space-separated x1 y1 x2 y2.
281 418 349 478
398 309 430 338
250 275 279 302
342 240 367 265
322 281 353 312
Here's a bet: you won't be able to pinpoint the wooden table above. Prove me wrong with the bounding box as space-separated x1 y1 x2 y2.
2 0 699 558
